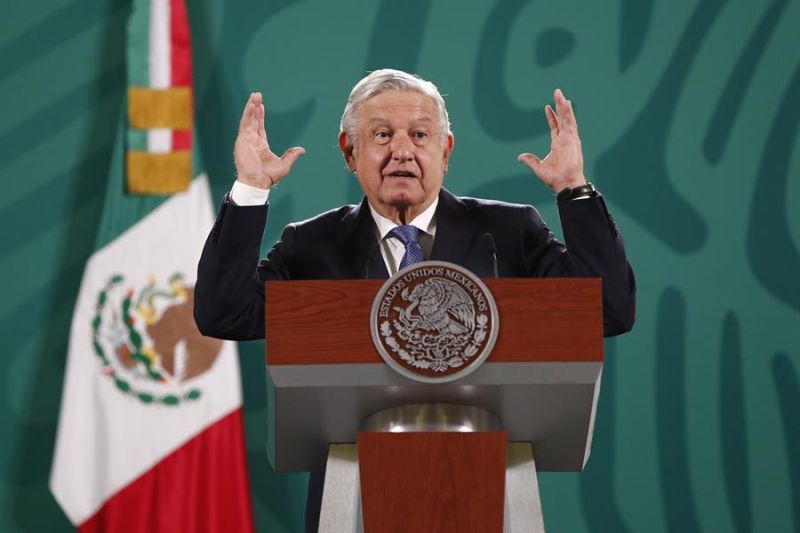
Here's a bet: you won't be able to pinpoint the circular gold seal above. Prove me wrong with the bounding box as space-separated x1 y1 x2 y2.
370 261 499 383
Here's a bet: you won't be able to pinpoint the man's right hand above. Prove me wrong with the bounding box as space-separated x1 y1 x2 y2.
234 92 305 190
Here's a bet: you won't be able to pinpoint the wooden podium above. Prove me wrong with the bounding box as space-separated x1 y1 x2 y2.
265 278 603 532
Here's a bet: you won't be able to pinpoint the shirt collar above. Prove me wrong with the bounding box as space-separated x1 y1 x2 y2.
368 197 439 240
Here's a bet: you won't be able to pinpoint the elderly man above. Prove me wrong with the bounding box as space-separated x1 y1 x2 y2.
194 68 634 340
195 68 635 531
195 69 635 340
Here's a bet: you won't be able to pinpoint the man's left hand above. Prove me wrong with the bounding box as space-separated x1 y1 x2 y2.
518 89 587 192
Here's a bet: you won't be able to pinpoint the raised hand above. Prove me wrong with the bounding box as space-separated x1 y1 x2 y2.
518 89 587 192
234 92 305 190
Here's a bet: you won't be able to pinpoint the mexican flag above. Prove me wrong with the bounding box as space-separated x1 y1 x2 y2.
49 1 254 531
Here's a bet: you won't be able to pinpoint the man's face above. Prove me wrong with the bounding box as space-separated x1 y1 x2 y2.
339 90 454 223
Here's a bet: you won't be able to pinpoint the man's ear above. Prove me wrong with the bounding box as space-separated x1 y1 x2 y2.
443 133 454 173
338 131 356 172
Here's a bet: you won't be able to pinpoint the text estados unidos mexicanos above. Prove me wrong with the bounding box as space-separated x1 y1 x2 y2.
378 268 488 318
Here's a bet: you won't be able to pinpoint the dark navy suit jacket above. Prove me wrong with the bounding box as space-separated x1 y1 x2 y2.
194 188 635 340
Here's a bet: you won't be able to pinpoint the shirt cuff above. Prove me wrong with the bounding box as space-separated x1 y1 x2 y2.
230 180 270 206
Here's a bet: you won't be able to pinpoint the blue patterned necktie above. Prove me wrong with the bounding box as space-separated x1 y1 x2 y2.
390 225 425 268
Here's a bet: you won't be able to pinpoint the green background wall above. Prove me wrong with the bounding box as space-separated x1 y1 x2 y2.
2 0 799 531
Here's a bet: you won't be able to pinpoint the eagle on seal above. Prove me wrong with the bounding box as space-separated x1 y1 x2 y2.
395 278 475 335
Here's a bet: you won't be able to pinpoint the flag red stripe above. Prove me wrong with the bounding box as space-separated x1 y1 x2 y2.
171 0 192 149
169 0 192 87
78 409 253 533
172 129 192 150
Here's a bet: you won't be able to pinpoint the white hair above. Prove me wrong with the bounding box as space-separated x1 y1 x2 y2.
340 69 451 146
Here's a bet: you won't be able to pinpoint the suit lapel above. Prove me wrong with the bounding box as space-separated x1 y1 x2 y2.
430 189 479 267
338 189 480 279
338 197 389 279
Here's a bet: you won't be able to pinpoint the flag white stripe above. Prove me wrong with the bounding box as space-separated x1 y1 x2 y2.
148 0 171 89
147 128 173 152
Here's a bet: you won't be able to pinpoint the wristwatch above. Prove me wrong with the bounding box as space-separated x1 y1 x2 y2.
557 182 597 201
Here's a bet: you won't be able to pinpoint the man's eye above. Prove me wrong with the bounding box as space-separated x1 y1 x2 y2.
413 131 428 140
375 131 390 139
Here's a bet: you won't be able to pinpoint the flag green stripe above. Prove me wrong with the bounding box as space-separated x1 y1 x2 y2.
126 129 148 151
126 0 150 87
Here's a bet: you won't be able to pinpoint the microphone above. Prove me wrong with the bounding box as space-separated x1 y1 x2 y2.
484 233 499 278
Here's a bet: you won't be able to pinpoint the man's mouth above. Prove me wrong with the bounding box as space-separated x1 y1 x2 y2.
385 171 418 178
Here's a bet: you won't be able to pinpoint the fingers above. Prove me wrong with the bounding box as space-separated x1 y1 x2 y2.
517 152 542 173
280 146 306 171
258 101 268 141
545 105 558 140
239 93 257 132
264 147 306 187
239 93 270 146
554 88 578 133
253 93 269 148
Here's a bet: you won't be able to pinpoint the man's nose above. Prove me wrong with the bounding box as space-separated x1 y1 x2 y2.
390 133 414 161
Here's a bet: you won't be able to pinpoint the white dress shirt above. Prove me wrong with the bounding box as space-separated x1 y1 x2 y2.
230 180 438 275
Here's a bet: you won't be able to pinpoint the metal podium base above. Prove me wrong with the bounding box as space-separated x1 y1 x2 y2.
317 404 545 533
